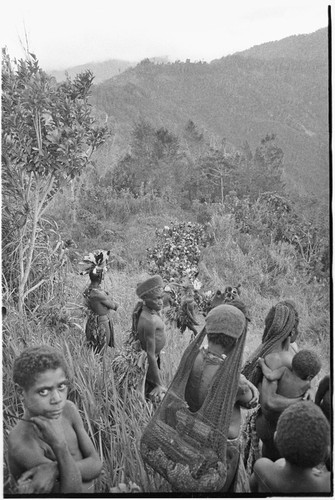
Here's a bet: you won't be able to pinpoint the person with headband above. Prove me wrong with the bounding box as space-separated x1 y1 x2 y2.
134 275 167 402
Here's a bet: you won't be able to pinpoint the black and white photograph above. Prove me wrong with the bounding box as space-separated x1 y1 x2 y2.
1 0 332 496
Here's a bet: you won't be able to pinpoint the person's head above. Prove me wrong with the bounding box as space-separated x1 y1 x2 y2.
291 349 322 381
275 401 330 468
262 300 299 346
205 304 246 353
13 345 70 419
136 275 164 311
89 267 103 284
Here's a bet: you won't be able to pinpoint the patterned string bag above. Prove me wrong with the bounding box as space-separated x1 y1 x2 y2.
140 309 248 493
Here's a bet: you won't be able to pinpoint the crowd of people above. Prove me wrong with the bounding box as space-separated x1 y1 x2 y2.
6 256 332 494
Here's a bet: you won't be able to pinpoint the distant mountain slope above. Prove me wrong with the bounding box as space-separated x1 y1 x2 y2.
90 28 329 197
232 27 328 62
49 59 135 84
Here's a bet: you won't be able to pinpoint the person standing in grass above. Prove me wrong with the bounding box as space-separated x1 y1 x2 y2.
134 275 168 401
184 303 259 492
84 267 118 353
7 345 102 494
242 300 306 463
250 401 331 493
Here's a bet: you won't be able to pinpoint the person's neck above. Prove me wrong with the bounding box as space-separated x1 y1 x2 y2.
91 282 101 289
207 342 226 357
281 459 313 476
143 304 159 315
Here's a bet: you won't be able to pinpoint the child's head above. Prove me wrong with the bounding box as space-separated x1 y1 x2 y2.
13 345 69 391
275 401 330 468
291 349 321 380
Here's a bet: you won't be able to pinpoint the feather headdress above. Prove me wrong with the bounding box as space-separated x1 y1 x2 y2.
79 249 110 276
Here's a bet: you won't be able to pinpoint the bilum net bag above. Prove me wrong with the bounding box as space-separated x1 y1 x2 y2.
140 320 248 493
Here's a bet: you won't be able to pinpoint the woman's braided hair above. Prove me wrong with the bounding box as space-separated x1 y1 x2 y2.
242 300 299 386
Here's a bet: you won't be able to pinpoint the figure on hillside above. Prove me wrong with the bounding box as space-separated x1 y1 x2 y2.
81 250 118 354
112 275 167 403
140 303 258 493
7 345 102 494
242 300 306 467
184 304 258 491
250 401 331 493
177 284 199 338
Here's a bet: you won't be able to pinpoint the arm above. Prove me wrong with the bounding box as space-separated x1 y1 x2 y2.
258 358 286 382
236 374 259 408
29 415 82 493
144 319 163 387
68 402 103 481
260 377 302 413
99 294 118 311
8 433 59 494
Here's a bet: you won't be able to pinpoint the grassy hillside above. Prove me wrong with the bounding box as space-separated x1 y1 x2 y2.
3 209 330 494
90 28 328 197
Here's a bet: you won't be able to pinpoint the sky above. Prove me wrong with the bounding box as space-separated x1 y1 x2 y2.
0 0 331 71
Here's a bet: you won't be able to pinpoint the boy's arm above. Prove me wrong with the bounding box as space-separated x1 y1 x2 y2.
29 415 82 493
8 434 59 494
258 358 286 381
68 402 103 481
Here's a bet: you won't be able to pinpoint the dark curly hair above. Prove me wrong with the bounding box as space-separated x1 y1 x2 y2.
292 349 321 380
275 401 330 468
207 332 237 350
13 345 69 390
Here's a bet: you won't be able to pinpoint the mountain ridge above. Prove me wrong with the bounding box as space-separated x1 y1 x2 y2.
89 27 329 198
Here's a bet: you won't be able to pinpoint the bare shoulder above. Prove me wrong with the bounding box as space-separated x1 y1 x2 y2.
265 352 291 370
62 400 81 423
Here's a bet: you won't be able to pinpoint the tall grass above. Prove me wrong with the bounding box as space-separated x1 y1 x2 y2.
2 216 330 494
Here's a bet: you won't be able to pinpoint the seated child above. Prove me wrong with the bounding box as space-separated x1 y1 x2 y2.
258 349 321 400
250 401 331 493
7 345 102 494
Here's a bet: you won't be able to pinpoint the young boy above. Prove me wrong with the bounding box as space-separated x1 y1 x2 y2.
8 345 102 494
250 401 331 493
258 349 321 399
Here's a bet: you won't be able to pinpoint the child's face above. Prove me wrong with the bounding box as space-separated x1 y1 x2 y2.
22 368 68 419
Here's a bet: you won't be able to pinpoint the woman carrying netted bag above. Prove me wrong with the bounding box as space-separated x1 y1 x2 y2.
140 302 258 493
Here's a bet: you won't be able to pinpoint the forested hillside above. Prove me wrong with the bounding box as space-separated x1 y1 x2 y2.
90 28 328 197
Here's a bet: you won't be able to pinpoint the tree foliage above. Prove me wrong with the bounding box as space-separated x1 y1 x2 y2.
2 49 109 312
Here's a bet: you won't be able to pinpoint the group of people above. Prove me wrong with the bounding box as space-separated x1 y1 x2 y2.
6 269 331 494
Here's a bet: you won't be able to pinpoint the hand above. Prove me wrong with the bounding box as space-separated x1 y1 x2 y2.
302 387 314 401
149 384 167 403
245 379 259 408
17 462 58 494
30 415 66 449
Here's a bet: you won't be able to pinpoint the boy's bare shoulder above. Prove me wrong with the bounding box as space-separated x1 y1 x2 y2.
62 400 81 421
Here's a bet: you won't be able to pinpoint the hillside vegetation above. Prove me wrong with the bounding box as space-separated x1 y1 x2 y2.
90 28 328 197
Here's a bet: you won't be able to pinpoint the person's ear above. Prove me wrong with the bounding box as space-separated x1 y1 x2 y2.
15 384 24 400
